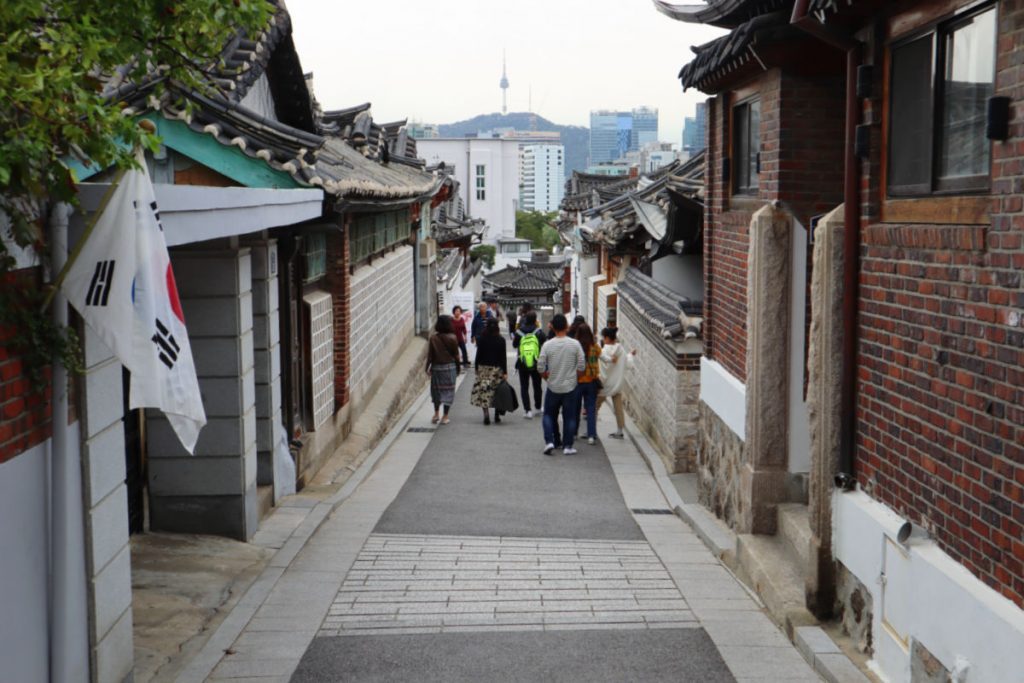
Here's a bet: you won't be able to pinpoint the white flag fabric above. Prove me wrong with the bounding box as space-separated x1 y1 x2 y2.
62 151 206 453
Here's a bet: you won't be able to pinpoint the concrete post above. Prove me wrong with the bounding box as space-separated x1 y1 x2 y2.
248 241 282 492
741 203 792 534
147 248 258 541
806 205 845 615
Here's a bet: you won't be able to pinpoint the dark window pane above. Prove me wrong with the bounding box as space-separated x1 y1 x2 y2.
748 100 761 190
938 7 995 183
734 103 752 192
889 35 934 192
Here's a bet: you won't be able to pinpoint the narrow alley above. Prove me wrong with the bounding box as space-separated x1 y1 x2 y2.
181 373 824 682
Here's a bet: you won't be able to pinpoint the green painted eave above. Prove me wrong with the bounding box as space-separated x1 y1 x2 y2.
66 112 306 189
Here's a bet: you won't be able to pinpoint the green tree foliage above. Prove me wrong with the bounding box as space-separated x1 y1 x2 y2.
0 0 270 268
515 210 560 253
470 244 496 269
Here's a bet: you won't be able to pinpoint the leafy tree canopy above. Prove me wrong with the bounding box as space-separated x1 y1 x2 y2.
0 0 271 269
470 244 495 269
515 210 560 253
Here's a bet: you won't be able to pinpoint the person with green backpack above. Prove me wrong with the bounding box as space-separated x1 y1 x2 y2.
513 310 546 419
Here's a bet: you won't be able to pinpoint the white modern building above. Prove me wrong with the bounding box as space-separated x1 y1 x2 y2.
418 137 520 245
520 143 565 212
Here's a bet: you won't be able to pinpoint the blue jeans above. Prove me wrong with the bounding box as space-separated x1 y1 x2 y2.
576 382 598 439
543 388 578 448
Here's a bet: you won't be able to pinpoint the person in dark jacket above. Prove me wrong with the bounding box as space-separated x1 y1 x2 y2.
426 315 460 425
470 302 491 345
471 318 508 425
513 310 545 419
452 305 471 369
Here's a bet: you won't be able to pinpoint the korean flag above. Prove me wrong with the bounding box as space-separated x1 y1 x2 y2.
62 150 206 453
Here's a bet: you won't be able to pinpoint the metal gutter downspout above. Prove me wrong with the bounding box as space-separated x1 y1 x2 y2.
790 0 860 481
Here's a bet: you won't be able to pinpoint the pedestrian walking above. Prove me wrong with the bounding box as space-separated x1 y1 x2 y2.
513 310 545 418
596 327 636 438
471 318 509 425
568 315 586 340
451 305 471 369
470 302 491 345
538 314 585 455
573 323 601 445
427 315 460 425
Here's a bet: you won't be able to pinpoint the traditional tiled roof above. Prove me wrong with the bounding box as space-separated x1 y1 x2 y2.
616 267 703 340
483 259 564 294
652 0 791 28
678 11 796 92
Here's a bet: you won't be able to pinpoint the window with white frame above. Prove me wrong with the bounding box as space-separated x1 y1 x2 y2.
475 164 486 200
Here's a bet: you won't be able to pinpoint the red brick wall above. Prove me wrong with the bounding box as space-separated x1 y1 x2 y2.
0 268 53 464
854 1 1024 606
704 68 846 385
326 223 351 408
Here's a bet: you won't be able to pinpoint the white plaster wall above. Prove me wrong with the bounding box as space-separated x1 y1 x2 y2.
418 139 520 244
788 222 810 473
699 357 746 441
0 442 52 682
651 255 703 301
834 490 1024 683
348 246 415 409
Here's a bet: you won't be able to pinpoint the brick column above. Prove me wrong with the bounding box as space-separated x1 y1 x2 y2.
741 203 792 534
806 205 844 615
147 248 258 541
326 223 351 408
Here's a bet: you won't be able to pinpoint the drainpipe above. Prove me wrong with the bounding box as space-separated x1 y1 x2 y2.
48 201 89 681
790 0 860 481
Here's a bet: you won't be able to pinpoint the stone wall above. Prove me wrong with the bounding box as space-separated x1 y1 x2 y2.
835 563 873 656
617 301 700 473
348 245 415 411
697 401 746 526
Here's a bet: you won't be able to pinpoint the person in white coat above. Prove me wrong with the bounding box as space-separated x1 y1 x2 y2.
596 327 636 438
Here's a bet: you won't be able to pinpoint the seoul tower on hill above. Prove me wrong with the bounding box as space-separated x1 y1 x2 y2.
500 51 509 115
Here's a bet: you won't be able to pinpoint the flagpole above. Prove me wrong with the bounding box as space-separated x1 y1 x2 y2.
41 119 156 312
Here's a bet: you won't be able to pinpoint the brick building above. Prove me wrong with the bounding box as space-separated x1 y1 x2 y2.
659 0 1024 679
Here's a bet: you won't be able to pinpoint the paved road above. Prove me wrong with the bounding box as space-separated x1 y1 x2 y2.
195 374 822 682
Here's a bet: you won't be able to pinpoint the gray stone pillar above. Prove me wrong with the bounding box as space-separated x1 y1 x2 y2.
741 203 792 534
147 248 258 541
249 241 283 491
806 205 845 615
79 331 134 683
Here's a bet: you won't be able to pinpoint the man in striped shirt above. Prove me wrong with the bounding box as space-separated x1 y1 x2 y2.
538 314 586 455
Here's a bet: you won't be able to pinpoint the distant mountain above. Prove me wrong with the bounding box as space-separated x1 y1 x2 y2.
438 112 590 177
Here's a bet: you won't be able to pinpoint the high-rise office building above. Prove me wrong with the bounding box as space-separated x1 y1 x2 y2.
631 107 659 150
520 144 565 212
682 102 707 155
591 108 660 165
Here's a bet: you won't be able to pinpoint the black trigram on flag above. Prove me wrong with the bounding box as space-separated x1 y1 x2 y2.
85 260 116 306
152 318 180 370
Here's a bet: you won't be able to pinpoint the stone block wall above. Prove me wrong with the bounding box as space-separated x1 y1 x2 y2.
617 299 701 473
147 248 258 541
348 245 415 411
697 401 746 526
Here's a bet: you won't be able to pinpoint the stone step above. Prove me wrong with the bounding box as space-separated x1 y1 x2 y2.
257 484 274 521
735 532 817 639
778 503 812 570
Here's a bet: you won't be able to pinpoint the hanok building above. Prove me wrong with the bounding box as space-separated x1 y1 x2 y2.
659 0 1024 680
483 251 569 315
0 3 444 679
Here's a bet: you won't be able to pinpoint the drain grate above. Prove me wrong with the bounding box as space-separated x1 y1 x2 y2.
406 427 437 433
631 508 674 515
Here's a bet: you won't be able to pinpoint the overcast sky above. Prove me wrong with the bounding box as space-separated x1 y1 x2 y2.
287 0 725 146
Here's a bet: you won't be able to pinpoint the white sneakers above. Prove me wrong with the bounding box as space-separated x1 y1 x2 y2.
563 447 578 455
587 437 596 446
543 443 555 455
524 410 533 419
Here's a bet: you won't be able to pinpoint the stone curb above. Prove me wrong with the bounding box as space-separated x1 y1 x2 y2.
176 385 432 683
623 418 735 558
622 419 870 683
